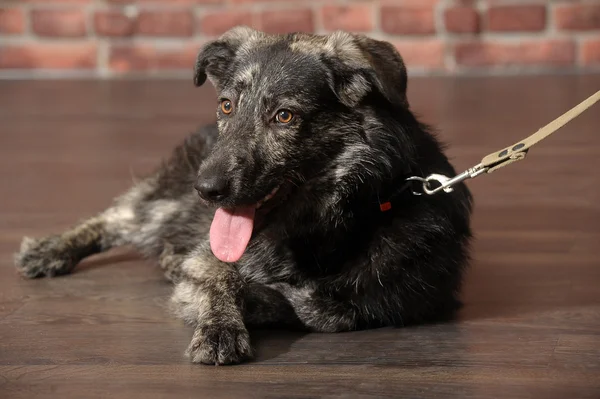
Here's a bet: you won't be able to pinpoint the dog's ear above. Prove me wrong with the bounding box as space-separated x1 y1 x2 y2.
354 34 408 106
324 32 408 108
193 26 264 90
193 41 234 88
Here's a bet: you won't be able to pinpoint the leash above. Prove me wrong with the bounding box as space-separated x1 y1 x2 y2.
406 89 600 196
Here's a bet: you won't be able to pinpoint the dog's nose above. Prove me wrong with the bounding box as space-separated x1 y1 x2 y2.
195 174 230 202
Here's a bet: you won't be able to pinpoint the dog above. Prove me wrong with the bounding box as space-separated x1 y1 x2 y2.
14 27 473 365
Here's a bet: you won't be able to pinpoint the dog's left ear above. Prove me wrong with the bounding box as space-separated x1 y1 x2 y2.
194 26 265 90
325 32 408 108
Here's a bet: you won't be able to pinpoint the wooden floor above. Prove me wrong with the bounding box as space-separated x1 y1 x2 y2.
1 75 599 398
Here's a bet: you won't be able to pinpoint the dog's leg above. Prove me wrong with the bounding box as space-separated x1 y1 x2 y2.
170 250 364 365
158 243 186 283
15 126 219 280
15 215 117 278
170 244 253 365
170 251 375 364
243 283 360 333
14 179 152 279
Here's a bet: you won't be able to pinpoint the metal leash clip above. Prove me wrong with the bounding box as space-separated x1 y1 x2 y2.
406 164 488 195
406 149 528 195
404 89 600 196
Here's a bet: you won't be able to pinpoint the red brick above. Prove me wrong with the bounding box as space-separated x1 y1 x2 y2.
322 5 373 32
0 8 26 35
20 0 91 3
257 9 314 34
393 39 445 69
582 39 600 66
555 4 600 31
381 6 435 35
381 0 440 5
109 44 199 72
94 10 136 37
444 6 479 34
487 5 546 32
107 0 219 3
230 0 297 3
0 43 97 69
31 9 87 38
137 10 194 37
455 40 575 68
199 10 253 36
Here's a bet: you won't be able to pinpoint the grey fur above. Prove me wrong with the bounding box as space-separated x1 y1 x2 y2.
15 28 473 365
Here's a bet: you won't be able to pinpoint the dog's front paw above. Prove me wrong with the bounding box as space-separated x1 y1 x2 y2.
187 323 253 365
14 236 75 279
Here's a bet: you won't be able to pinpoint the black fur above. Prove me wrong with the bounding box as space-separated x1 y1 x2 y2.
15 27 473 365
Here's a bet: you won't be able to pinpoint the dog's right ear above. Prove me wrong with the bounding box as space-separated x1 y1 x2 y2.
193 41 234 88
193 26 264 90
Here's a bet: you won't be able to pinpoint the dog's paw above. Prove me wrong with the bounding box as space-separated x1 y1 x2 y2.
14 236 75 279
187 323 253 365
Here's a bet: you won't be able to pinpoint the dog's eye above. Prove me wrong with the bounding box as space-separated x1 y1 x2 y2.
275 110 293 124
221 100 233 115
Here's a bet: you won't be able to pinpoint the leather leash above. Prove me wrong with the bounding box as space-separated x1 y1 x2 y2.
407 89 600 195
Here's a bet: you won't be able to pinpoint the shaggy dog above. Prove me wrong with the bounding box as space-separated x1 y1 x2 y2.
15 27 473 365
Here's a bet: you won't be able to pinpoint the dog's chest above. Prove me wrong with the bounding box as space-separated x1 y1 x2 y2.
235 240 298 284
235 233 346 285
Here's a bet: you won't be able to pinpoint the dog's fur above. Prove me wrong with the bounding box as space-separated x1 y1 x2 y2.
14 27 473 365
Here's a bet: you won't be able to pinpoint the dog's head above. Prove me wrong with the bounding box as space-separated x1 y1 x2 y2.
193 27 415 262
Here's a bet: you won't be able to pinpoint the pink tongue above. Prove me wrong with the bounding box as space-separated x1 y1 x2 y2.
209 206 256 263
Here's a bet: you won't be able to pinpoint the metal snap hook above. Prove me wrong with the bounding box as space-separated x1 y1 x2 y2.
404 176 426 196
424 174 455 195
406 174 453 195
406 166 487 196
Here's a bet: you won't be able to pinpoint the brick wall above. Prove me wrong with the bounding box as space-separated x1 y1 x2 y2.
0 0 599 78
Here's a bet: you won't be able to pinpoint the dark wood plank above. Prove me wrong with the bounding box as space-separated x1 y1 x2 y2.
1 75 599 398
